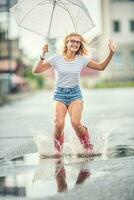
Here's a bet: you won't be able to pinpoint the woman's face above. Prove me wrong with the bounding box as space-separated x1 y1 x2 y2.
66 36 81 53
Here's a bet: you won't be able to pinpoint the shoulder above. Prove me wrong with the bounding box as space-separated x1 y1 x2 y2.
46 54 60 63
50 54 63 61
76 55 91 67
77 55 91 62
48 54 59 60
45 54 63 67
78 55 90 60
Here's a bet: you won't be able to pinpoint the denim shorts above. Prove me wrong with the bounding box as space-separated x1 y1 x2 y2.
53 85 83 106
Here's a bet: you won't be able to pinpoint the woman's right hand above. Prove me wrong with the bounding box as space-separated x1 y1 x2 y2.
42 44 48 55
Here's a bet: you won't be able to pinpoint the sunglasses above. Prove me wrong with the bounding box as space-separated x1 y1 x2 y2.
68 39 81 45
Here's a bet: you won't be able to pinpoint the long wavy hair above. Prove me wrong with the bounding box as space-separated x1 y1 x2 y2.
62 32 89 56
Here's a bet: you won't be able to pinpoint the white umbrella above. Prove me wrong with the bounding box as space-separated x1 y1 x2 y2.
10 0 95 39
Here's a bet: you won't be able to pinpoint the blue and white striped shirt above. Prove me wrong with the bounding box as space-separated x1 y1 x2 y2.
46 54 90 88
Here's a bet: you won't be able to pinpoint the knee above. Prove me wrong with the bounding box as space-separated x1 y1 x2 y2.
71 120 81 130
54 119 64 131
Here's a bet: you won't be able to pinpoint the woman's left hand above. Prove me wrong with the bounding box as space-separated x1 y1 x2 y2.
108 39 117 54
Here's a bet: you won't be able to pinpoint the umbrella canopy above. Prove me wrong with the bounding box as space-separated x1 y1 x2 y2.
10 0 95 39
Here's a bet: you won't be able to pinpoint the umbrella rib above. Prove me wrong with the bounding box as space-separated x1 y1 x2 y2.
56 2 67 11
18 24 46 37
38 0 51 6
56 1 77 32
18 1 50 30
19 4 41 26
47 0 57 38
56 0 78 7
12 0 94 38
57 0 89 16
57 0 95 32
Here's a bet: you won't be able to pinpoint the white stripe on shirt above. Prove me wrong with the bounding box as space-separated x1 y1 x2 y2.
46 54 90 88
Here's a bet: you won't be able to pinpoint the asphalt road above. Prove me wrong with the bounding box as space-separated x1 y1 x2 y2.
0 88 134 199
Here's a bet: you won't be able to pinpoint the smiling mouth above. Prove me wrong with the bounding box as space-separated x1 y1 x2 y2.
71 46 79 49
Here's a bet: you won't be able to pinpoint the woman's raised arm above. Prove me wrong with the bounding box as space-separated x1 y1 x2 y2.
32 44 52 74
87 39 117 71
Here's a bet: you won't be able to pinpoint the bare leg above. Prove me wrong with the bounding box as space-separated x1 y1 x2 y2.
68 100 85 136
68 100 93 154
53 101 67 154
55 159 67 192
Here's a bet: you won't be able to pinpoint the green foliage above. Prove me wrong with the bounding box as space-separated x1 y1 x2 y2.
94 81 134 88
0 96 8 106
81 78 134 89
23 67 44 89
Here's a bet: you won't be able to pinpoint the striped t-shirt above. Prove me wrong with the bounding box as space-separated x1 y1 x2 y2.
46 54 90 88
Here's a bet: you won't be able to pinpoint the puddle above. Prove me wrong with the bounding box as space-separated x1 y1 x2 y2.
0 145 134 199
101 145 134 159
0 153 92 198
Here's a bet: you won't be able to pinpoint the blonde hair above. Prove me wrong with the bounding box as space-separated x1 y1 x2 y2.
62 32 89 56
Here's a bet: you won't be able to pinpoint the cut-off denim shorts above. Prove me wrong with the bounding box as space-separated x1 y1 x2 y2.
53 85 83 107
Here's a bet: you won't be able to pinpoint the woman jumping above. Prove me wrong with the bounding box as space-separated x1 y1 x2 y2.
33 32 116 156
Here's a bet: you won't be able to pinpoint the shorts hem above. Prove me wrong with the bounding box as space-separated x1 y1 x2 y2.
53 98 66 106
53 97 83 106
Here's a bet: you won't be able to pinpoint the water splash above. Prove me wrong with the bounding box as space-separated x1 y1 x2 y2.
33 120 122 160
33 133 54 155
33 131 84 157
95 122 121 159
90 120 121 157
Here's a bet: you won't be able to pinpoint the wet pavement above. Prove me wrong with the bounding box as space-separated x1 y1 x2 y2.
0 88 134 199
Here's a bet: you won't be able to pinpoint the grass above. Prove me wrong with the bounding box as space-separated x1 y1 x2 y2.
81 78 134 89
94 81 134 88
0 95 9 106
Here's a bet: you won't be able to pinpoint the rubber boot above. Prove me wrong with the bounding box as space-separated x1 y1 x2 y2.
55 159 67 192
54 132 64 157
75 170 90 185
78 126 93 155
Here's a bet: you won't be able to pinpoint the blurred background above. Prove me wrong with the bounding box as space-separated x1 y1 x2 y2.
0 1 134 199
0 0 134 104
